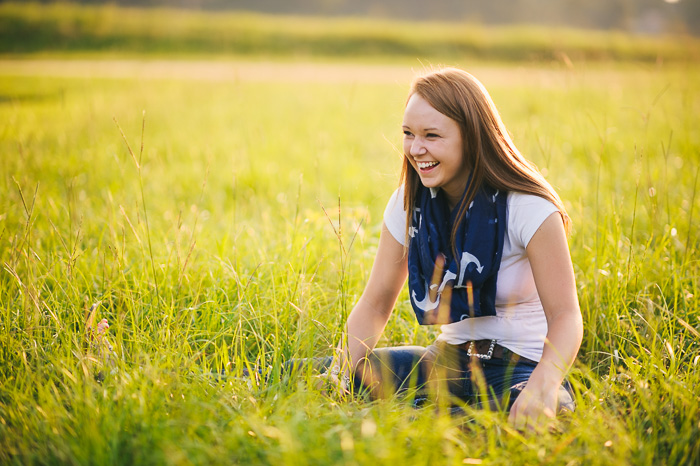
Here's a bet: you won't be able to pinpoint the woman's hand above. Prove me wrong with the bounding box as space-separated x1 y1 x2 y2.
508 380 558 431
313 367 351 398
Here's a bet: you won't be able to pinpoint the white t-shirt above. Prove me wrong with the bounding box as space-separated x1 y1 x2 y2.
383 187 559 362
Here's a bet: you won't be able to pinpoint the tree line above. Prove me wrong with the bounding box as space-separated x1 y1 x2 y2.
12 0 700 35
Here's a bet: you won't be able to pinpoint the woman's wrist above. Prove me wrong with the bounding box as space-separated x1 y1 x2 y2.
528 357 568 389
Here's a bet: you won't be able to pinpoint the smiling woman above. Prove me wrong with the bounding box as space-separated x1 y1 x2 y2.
312 67 584 429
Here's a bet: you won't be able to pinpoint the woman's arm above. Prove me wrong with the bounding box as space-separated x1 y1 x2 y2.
332 222 408 384
508 212 583 429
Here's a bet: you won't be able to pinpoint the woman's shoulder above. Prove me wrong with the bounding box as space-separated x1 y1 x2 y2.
506 191 557 208
387 186 404 208
383 186 407 246
506 191 560 249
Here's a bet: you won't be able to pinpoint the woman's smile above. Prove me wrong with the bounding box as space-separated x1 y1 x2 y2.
417 161 440 172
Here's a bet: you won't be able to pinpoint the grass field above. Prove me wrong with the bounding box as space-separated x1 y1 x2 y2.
1 4 700 466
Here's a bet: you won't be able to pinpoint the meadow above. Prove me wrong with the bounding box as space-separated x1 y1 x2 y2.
1 3 700 466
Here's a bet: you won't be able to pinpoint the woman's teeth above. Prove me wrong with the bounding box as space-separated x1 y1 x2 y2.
417 161 439 169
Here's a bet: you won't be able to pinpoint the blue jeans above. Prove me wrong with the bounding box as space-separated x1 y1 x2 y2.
286 341 575 412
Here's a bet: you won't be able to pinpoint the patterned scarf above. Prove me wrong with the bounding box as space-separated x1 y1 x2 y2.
407 182 507 325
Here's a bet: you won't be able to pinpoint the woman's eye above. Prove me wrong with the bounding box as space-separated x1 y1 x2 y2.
403 131 413 137
426 133 439 138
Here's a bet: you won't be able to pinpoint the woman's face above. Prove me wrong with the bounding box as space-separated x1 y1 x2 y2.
402 93 468 207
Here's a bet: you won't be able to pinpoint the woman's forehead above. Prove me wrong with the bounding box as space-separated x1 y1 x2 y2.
403 94 455 129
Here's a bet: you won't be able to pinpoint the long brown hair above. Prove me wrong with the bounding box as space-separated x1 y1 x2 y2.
400 67 570 251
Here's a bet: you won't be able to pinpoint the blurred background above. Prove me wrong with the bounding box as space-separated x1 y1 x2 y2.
13 0 699 35
1 0 698 63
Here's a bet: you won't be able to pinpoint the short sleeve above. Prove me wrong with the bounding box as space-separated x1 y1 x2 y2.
506 192 560 250
383 187 407 246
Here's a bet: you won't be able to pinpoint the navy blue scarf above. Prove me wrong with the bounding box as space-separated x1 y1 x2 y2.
407 183 507 325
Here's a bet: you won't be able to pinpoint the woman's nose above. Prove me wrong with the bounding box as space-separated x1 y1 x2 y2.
410 137 427 157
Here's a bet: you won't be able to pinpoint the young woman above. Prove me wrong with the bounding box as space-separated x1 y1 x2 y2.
324 67 583 430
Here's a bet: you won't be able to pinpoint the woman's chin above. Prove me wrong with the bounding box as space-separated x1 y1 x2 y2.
418 177 440 189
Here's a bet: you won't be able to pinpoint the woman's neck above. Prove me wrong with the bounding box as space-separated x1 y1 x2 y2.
445 189 464 212
442 170 471 211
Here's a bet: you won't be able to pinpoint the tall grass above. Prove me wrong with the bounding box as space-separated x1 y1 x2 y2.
1 1 699 63
0 62 699 464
